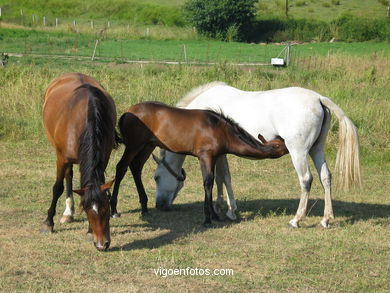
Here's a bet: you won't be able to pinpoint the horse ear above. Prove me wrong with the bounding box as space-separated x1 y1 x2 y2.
258 134 267 144
152 154 162 165
100 180 114 192
73 188 86 196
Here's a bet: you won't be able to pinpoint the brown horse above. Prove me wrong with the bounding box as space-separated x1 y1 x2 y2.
41 73 117 251
111 102 288 226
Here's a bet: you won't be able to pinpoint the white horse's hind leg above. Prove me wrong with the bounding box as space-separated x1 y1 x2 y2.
310 149 333 228
288 150 313 228
310 107 333 228
60 165 74 224
216 155 237 220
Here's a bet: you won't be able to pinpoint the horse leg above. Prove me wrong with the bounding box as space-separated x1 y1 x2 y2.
310 149 333 228
215 157 225 214
199 154 218 227
309 108 333 228
129 146 154 215
216 155 237 220
60 164 74 224
111 147 135 218
41 157 68 233
288 150 313 228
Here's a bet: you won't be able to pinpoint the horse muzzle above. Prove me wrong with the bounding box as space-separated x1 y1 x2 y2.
94 240 110 251
156 199 172 211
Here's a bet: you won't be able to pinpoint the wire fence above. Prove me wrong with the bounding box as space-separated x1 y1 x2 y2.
1 10 378 70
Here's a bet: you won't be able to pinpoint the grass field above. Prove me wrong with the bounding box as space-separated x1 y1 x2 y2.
2 27 390 66
0 53 389 291
1 0 388 22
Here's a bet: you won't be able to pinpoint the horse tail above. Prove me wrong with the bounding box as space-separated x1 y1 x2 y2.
319 95 361 191
78 84 115 210
176 81 227 108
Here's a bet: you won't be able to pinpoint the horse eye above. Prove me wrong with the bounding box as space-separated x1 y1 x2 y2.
154 175 160 182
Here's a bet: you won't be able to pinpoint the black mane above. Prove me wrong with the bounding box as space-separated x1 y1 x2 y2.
205 109 263 149
77 84 115 210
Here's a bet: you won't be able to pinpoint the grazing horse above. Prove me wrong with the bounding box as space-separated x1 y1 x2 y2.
110 102 288 226
41 73 117 251
154 83 361 228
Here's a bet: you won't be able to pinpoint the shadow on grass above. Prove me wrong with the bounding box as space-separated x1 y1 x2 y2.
109 198 390 251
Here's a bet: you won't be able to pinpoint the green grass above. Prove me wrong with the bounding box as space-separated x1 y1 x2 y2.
1 28 390 65
257 0 389 20
1 0 388 22
0 55 389 291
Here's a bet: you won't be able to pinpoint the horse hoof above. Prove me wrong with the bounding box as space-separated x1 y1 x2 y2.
111 213 121 218
86 233 94 243
60 215 74 224
40 224 54 234
226 210 237 221
288 220 299 229
320 219 331 229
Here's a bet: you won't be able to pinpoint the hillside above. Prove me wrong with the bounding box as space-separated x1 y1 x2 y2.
0 0 388 23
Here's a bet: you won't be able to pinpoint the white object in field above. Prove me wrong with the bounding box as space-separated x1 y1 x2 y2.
271 58 285 66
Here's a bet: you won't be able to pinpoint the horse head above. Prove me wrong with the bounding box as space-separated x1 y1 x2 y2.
152 150 186 211
73 180 114 251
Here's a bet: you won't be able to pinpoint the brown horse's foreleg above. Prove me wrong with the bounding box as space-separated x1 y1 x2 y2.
199 154 218 227
41 157 68 233
130 145 155 215
111 147 134 218
60 164 75 224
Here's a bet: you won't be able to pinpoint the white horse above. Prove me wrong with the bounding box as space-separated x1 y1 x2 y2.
153 82 361 228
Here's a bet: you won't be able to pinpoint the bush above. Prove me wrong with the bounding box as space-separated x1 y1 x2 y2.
332 15 390 41
249 18 331 42
184 0 257 41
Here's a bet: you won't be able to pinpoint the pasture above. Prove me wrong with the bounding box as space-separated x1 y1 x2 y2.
1 53 390 291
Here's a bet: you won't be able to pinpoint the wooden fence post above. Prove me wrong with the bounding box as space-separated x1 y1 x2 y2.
92 39 99 60
183 44 188 64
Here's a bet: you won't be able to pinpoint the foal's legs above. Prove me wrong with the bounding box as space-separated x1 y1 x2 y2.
199 153 219 227
215 155 237 220
60 164 75 224
288 149 313 228
111 147 136 217
41 156 68 233
129 146 155 215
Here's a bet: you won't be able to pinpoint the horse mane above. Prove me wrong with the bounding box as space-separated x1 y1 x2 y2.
206 109 263 150
176 81 227 108
77 84 114 210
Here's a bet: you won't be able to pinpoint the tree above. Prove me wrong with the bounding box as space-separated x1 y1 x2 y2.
184 0 257 41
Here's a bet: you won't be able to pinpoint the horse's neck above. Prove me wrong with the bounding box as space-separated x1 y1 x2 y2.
226 132 269 159
164 151 186 170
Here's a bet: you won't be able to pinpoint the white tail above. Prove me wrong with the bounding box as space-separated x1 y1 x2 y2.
176 81 226 108
319 96 361 191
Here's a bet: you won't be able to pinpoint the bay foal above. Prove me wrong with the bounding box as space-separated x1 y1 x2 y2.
111 102 288 226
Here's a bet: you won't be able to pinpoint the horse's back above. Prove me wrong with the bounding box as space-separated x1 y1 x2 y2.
186 85 325 148
125 102 217 153
43 73 113 161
